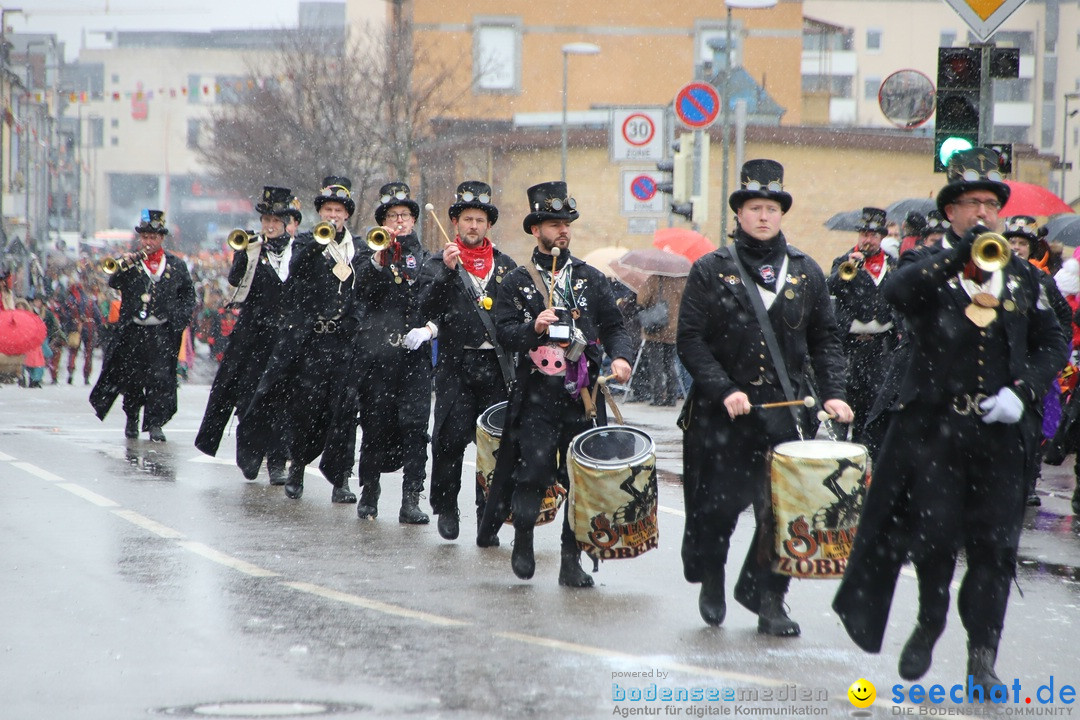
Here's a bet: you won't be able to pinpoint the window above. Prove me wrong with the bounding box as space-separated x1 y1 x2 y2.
87 117 104 148
864 77 881 101
110 118 118 128
940 31 956 48
111 73 119 84
110 136 118 146
866 29 882 51
802 75 852 97
474 20 521 93
187 119 206 149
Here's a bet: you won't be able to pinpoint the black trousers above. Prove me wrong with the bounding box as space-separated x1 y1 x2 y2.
643 340 679 405
840 332 892 445
118 324 179 429
429 350 507 515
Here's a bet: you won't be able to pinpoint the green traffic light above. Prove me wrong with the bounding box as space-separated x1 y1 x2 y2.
938 136 974 167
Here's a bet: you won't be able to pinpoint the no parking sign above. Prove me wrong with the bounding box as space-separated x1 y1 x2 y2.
622 171 665 215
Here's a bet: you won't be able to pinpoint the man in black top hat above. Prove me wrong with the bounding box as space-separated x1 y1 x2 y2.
196 186 298 484
677 159 852 636
241 176 363 504
919 210 949 248
476 180 634 586
90 210 196 441
418 181 518 541
353 182 434 525
827 207 897 447
834 148 1067 692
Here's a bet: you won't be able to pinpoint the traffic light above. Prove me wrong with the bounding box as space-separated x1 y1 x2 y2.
671 202 694 222
672 132 694 203
655 158 675 196
934 47 981 172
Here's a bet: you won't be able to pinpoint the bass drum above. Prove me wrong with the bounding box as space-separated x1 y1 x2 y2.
568 425 658 563
474 401 564 526
769 439 870 579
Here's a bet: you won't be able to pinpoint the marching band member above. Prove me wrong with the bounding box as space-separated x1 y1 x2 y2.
240 176 363 504
90 210 196 442
827 207 897 448
419 181 517 541
834 149 1067 691
195 186 298 484
476 181 633 586
353 182 434 524
677 160 851 635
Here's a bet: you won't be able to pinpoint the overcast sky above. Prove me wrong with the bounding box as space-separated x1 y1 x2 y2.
12 0 317 61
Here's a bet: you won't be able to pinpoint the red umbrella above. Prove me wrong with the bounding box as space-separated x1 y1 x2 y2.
653 228 715 262
0 309 47 356
1000 181 1074 217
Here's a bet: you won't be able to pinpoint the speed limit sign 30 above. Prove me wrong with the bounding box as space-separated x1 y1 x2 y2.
611 108 665 162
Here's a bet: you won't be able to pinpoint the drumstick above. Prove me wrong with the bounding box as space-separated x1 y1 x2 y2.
424 203 456 261
755 396 816 410
548 247 561 309
817 410 835 422
596 373 618 386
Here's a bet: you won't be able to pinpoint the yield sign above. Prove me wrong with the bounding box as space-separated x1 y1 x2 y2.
941 0 1027 41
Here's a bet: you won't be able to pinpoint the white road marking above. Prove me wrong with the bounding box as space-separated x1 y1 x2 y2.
0 450 15 461
111 509 186 539
10 461 65 482
56 483 120 507
177 541 280 578
658 505 684 517
282 581 470 627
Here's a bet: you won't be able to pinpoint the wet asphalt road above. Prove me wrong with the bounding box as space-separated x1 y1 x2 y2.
2 356 1080 720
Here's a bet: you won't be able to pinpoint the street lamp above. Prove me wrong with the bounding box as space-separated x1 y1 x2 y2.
720 0 776 244
1062 92 1080 202
561 42 600 182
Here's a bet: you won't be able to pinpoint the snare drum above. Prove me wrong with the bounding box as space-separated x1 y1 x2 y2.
769 440 870 579
475 401 564 526
568 426 659 562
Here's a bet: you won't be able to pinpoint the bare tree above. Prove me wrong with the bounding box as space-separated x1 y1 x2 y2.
198 18 462 229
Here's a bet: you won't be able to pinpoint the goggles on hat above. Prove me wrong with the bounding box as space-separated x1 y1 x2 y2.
744 180 784 192
459 190 491 204
321 185 351 199
380 190 408 204
960 169 1003 183
537 196 576 212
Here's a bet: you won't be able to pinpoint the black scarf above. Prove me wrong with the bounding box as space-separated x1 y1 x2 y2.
734 227 788 292
532 246 570 271
265 233 290 254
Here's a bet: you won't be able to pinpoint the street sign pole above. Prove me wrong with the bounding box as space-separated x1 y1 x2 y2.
720 6 733 245
976 42 993 146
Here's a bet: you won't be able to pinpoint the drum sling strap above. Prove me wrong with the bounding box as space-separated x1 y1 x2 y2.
728 247 804 439
454 263 514 390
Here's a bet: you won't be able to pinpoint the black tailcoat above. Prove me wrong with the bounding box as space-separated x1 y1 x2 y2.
195 241 291 459
833 237 1067 652
240 234 363 484
353 232 434 484
676 243 847 610
90 253 195 428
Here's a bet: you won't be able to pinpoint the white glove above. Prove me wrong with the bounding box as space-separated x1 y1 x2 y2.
979 387 1025 425
403 327 432 351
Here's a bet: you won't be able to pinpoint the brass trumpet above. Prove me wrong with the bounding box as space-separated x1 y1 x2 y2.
312 221 337 245
366 226 394 252
101 250 147 275
227 228 256 251
838 257 863 281
971 231 1011 272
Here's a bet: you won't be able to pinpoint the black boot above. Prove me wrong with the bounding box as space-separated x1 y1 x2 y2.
148 426 166 442
511 525 535 579
124 414 139 439
966 643 1003 700
331 480 357 504
476 506 501 547
698 568 727 627
267 460 287 486
558 548 594 588
1072 483 1080 516
757 590 800 637
437 508 460 540
357 478 380 519
399 491 430 524
1026 491 1041 507
284 464 304 500
899 623 944 681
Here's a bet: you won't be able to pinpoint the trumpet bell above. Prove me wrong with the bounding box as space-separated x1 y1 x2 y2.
312 221 336 245
227 228 253 251
366 226 393 252
837 259 862 281
101 257 120 274
971 232 1011 272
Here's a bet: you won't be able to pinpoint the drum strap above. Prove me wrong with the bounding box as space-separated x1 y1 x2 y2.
580 382 625 426
454 263 514 390
728 248 804 439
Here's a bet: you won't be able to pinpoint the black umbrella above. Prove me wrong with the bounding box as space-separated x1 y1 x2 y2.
1042 215 1080 246
824 210 863 232
885 198 936 226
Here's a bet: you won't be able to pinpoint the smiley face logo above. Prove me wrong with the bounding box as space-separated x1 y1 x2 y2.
847 678 876 708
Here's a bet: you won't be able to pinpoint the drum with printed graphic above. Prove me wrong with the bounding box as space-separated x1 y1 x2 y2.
475 402 564 526
568 426 658 562
769 440 870 579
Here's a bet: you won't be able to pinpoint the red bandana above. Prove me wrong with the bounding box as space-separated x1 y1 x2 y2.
863 251 885 278
143 248 165 274
456 237 493 279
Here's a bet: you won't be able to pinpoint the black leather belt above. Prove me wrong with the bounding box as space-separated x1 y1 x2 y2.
950 393 989 416
313 319 340 334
